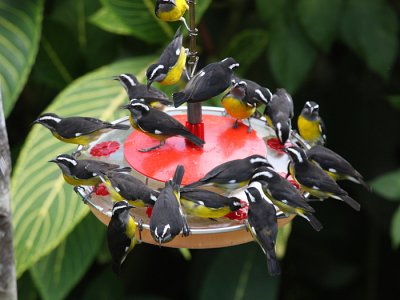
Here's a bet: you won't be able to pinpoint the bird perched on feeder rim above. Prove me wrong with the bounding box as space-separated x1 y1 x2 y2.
107 200 137 274
150 165 190 244
264 88 294 144
297 101 326 146
122 100 205 152
184 154 269 191
146 27 187 88
250 166 322 231
285 146 360 211
306 145 370 191
231 76 272 108
100 171 160 207
173 57 239 107
155 0 190 31
180 187 243 219
113 73 172 109
33 113 129 146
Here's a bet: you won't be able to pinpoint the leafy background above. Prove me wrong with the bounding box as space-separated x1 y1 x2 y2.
2 0 400 299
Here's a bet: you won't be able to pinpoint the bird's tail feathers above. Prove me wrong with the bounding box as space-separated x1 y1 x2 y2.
110 123 130 130
337 194 360 211
172 165 185 191
173 92 189 107
304 212 323 232
266 253 281 276
181 131 205 147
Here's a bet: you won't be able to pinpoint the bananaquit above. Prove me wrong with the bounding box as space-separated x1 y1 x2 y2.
244 186 280 276
107 200 137 274
173 57 239 107
264 88 294 144
146 27 187 88
285 146 360 211
250 166 322 231
231 76 272 108
184 154 269 191
307 145 370 191
33 113 129 146
49 154 130 186
180 187 242 218
155 0 189 30
113 73 171 109
122 100 205 152
101 171 160 207
297 101 326 146
150 165 190 244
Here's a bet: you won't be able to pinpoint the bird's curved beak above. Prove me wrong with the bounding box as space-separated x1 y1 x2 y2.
128 205 135 209
120 103 130 110
48 159 57 163
31 119 40 126
111 75 119 81
146 80 153 90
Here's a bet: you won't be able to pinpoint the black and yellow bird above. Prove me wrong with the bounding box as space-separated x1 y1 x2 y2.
150 165 190 244
264 88 294 144
307 145 370 191
297 101 326 146
122 100 205 152
49 154 130 186
231 76 272 108
244 186 280 276
180 187 243 218
285 146 360 211
250 166 322 231
107 200 137 274
173 57 239 107
155 0 189 30
33 113 129 146
101 171 160 207
113 73 172 109
146 27 187 88
184 154 269 191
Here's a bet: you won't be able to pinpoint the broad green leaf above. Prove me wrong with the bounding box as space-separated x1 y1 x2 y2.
200 243 280 300
90 7 134 36
268 17 317 92
297 0 344 52
17 273 39 300
12 55 156 277
81 267 125 300
276 222 291 258
340 0 399 79
0 0 44 117
255 0 288 24
391 206 400 248
388 95 400 110
30 214 105 300
370 169 400 201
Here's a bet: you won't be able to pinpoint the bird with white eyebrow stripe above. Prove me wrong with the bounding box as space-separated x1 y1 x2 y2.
297 101 326 146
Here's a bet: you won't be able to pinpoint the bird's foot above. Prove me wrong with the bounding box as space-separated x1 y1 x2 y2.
138 219 143 244
138 144 162 152
182 221 191 237
233 120 239 129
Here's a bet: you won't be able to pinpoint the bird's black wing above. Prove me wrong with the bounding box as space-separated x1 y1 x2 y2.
107 218 131 273
137 109 188 136
129 85 171 103
299 164 346 195
57 117 110 138
159 28 182 68
180 188 234 209
84 160 120 175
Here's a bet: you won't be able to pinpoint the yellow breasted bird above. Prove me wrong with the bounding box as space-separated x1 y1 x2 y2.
231 76 272 108
297 101 326 146
264 88 294 144
150 165 190 244
146 27 187 88
122 100 205 152
33 113 130 146
101 171 160 206
307 145 370 191
107 200 137 274
250 166 322 231
155 0 190 31
285 146 360 211
173 57 239 107
113 73 172 109
49 154 130 186
244 186 280 276
184 154 269 191
180 187 242 218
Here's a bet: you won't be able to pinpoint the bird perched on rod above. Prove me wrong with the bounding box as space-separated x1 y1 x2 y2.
244 186 281 276
146 27 187 88
180 187 243 219
150 165 190 244
49 154 130 186
155 0 190 31
113 73 172 109
122 100 205 152
264 88 294 144
33 113 129 146
107 200 137 274
306 145 370 191
231 76 272 108
285 146 360 211
250 166 322 231
184 154 269 191
297 101 326 146
173 57 239 107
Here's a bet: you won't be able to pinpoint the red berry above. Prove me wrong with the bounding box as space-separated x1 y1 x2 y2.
225 200 248 221
90 141 120 157
146 207 153 218
94 183 109 196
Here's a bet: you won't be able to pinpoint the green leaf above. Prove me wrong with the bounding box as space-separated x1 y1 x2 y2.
370 169 400 201
90 7 135 36
17 273 39 300
81 267 125 300
200 243 280 300
0 0 44 117
12 56 156 277
297 0 344 52
179 248 192 261
391 206 400 248
388 95 400 110
340 0 399 79
30 214 105 300
268 17 317 92
276 222 291 258
255 0 288 24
